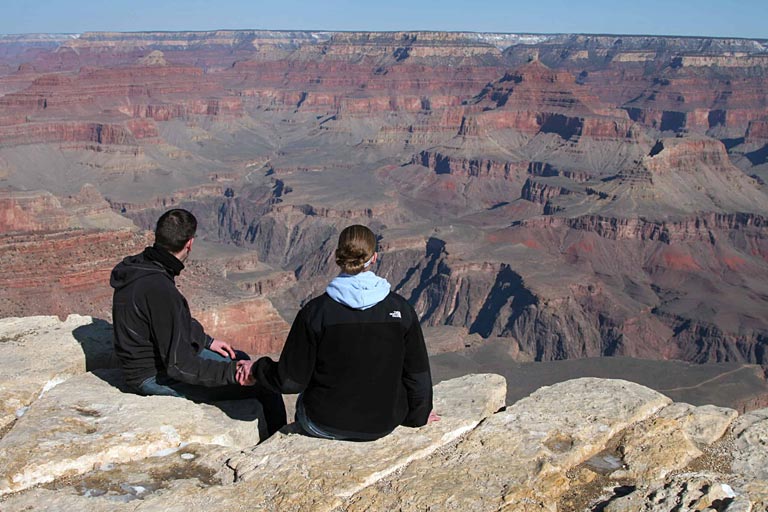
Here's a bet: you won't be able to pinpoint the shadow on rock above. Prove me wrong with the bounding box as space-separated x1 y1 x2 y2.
88 368 268 434
71 318 119 371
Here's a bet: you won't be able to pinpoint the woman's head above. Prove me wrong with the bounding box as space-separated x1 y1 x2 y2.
335 224 377 275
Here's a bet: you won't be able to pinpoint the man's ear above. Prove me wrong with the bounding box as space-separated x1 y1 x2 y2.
186 237 195 251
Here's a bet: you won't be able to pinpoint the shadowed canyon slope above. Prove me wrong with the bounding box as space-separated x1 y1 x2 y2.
1 30 767 372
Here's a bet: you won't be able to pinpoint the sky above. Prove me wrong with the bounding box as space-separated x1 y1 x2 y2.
0 0 765 39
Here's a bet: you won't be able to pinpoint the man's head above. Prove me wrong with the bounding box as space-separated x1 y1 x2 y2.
155 209 197 261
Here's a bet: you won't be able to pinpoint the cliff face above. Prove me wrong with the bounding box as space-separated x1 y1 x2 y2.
1 30 768 370
0 187 147 319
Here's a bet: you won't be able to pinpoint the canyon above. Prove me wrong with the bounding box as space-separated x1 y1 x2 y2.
0 30 767 394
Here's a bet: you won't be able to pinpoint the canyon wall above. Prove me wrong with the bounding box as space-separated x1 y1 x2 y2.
1 30 767 370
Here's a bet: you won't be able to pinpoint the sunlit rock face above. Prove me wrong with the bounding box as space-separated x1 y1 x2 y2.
0 314 113 431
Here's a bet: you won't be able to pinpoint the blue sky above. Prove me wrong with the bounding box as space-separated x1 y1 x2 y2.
0 0 765 39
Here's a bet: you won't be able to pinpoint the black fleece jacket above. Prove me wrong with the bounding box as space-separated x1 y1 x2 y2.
252 291 433 438
110 245 237 389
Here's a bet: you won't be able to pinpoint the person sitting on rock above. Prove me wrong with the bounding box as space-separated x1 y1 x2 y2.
237 224 438 441
110 208 286 436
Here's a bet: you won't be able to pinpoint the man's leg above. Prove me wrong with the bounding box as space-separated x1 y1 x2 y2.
136 375 184 397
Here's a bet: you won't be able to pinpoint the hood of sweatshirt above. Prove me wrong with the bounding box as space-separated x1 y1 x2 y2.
325 271 391 310
109 246 181 291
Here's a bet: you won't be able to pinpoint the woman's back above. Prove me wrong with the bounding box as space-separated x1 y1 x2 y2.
250 224 433 441
296 290 429 437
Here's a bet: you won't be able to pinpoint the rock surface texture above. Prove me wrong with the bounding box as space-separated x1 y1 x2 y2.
0 315 113 431
0 317 766 511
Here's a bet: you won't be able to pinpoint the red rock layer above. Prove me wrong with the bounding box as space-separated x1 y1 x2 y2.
0 121 144 147
623 70 768 134
642 137 735 174
0 229 150 319
517 212 768 247
0 185 116 233
194 298 290 356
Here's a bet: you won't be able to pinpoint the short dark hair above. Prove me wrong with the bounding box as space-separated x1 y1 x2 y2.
155 209 197 253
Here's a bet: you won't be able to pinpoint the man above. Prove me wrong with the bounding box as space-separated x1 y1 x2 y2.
111 208 286 436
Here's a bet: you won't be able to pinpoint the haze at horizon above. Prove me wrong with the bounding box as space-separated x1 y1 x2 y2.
0 0 766 40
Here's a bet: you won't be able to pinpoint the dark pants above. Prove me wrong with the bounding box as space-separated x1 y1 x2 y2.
137 349 287 437
295 394 392 442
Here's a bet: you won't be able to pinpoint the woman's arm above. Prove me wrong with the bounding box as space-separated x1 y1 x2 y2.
251 308 318 394
401 311 433 427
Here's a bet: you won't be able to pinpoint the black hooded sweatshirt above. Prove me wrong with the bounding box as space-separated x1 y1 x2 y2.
110 245 237 389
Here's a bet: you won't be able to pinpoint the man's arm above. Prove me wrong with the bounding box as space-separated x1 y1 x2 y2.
249 308 317 394
147 288 238 387
190 317 237 359
401 308 433 427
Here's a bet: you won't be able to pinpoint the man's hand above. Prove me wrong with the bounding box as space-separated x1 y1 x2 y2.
427 410 441 424
210 339 236 359
236 359 256 386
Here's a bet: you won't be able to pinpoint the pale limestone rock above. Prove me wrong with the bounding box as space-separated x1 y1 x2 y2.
345 378 671 511
659 402 738 446
611 416 702 482
0 373 506 512
0 371 263 496
0 315 113 431
730 408 768 509
601 473 746 512
5 375 764 512
731 408 768 481
217 373 508 511
0 444 223 511
0 488 133 511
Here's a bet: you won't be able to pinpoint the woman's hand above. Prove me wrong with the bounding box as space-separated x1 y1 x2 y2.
427 410 441 424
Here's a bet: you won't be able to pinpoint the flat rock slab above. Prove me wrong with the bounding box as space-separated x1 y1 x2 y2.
216 373 508 512
0 371 264 496
2 374 506 511
346 378 671 511
0 445 223 512
0 315 114 431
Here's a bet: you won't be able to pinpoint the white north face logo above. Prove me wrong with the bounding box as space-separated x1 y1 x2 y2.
389 311 402 319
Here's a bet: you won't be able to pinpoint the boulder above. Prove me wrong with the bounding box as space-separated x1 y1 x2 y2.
658 402 739 446
610 416 703 483
345 378 671 511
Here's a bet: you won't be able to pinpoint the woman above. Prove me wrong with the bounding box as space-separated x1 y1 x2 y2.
240 224 435 441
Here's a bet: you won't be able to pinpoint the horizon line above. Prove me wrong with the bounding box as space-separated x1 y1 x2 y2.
0 29 766 43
